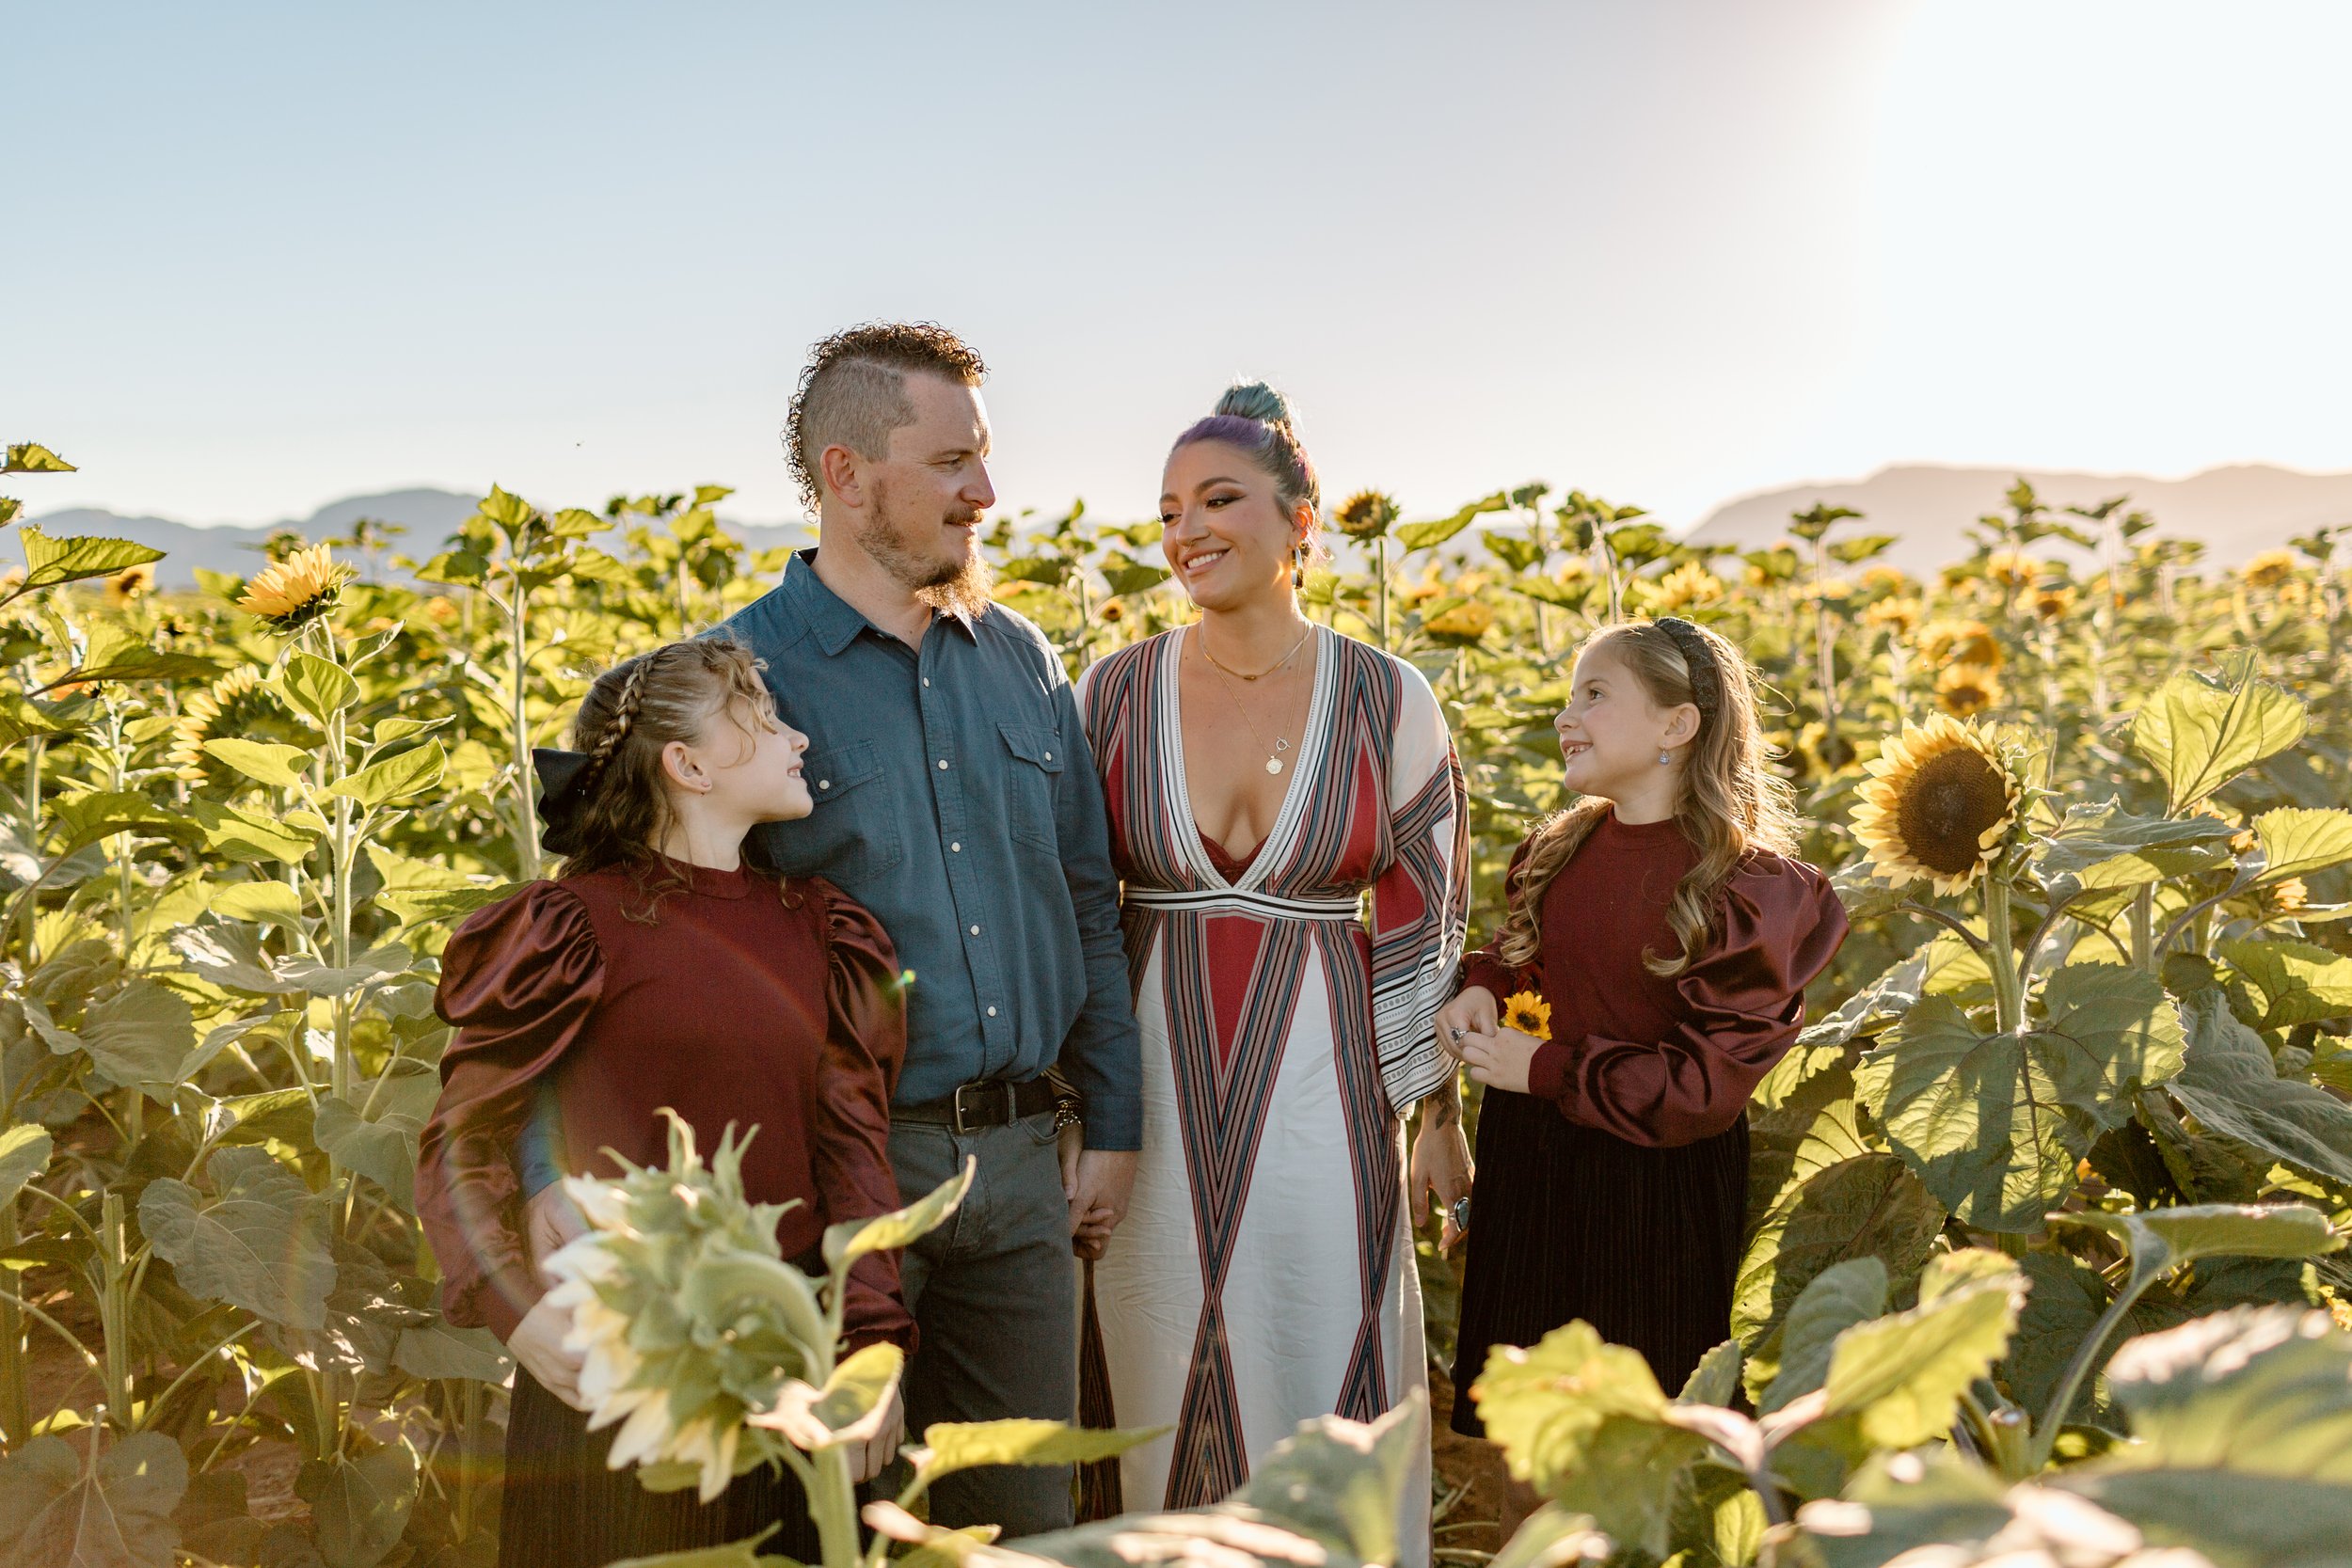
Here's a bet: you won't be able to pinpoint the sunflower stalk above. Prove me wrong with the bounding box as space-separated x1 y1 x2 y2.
1983 870 2025 1036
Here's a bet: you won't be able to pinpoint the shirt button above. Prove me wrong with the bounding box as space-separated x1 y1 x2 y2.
969 924 981 936
1043 752 1053 762
937 759 949 770
950 842 961 852
818 780 830 790
987 1006 998 1018
923 677 931 688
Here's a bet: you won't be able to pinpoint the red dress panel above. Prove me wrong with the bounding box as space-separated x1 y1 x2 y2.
1460 811 1849 1148
415 861 913 1349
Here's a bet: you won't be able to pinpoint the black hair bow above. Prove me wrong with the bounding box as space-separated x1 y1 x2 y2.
532 747 596 856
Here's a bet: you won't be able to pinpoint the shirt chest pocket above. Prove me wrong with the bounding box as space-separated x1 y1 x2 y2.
997 722 1064 853
794 739 905 883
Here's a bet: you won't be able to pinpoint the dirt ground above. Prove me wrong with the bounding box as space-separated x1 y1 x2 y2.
1429 1362 1510 1560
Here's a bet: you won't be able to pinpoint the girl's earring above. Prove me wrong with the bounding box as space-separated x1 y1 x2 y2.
1658 749 1673 766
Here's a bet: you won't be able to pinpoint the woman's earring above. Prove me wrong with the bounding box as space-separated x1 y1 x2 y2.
1292 545 1304 591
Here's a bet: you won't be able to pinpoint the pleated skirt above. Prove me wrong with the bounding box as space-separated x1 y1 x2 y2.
1448 1089 1749 1437
500 1370 821 1568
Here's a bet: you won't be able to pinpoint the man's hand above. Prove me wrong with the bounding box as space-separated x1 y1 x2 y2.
509 1292 589 1410
1066 1148 1138 1261
849 1386 905 1483
1459 1025 1545 1096
1436 987 1500 1060
1410 1121 1472 1251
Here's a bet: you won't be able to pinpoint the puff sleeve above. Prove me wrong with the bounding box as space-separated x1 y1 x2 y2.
1526 857 1848 1148
809 878 917 1352
415 881 603 1342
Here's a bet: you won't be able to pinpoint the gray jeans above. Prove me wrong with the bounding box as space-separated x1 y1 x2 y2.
887 1110 1077 1538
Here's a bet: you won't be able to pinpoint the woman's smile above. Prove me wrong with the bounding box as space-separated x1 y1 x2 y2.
1180 545 1230 579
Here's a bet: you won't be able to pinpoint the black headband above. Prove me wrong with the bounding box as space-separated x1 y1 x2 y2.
1653 617 1722 723
532 747 596 856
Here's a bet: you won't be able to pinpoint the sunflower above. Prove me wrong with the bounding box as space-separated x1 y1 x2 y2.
1808 576 1854 605
1333 489 1399 541
2031 584 2077 621
104 562 156 607
1985 549 2042 589
168 668 297 786
1098 599 1125 623
1851 715 2025 895
1934 661 2003 717
1864 595 1923 637
1917 618 2002 669
236 544 353 632
1502 990 1552 1040
1860 565 1909 594
1650 562 1724 612
2240 549 2298 590
2269 877 2310 913
1422 598 1496 643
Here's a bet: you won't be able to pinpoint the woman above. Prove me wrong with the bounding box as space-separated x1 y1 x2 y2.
415 638 910 1567
1074 383 1470 1556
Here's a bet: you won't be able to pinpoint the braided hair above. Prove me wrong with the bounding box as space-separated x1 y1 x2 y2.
1494 617 1799 977
557 638 781 920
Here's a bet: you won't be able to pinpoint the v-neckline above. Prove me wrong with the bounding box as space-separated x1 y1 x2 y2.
1166 623 1330 893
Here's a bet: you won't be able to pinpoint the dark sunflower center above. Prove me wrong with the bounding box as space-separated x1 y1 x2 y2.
1895 747 2009 875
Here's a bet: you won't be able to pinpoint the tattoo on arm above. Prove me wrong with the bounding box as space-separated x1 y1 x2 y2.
1421 1072 1463 1132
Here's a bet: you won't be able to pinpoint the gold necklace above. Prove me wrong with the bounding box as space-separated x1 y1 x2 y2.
1198 621 1312 681
1195 626 1309 775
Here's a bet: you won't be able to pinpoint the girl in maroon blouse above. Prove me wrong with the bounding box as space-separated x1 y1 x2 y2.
415 638 911 1568
1436 618 1846 1457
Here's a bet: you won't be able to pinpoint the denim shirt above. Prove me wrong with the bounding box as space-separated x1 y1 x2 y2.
715 550 1142 1150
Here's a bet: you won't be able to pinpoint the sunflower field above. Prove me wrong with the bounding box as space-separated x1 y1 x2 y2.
5 437 2351 1567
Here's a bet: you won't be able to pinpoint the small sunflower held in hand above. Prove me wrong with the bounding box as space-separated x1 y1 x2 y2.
1502 990 1552 1040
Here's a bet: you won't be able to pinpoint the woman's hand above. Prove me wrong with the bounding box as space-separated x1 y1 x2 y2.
1436 987 1500 1059
1459 1025 1546 1096
509 1292 590 1411
849 1386 905 1483
1409 1116 1473 1253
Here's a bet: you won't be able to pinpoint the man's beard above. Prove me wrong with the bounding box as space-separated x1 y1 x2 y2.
854 487 993 619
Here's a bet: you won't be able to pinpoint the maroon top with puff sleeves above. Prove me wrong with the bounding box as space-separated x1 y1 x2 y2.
1458 809 1848 1148
1448 808 1846 1433
415 860 914 1351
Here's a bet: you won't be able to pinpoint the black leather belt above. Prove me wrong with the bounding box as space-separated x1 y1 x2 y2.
896 1077 1061 1133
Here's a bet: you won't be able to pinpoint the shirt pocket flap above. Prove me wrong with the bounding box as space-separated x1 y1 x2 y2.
997 722 1066 774
803 738 883 800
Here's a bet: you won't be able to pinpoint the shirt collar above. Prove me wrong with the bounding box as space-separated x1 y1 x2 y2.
785 546 979 657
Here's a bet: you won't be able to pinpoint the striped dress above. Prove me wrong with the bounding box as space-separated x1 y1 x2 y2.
1075 626 1466 1555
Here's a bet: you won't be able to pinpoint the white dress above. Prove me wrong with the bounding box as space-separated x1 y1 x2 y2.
1075 626 1467 1562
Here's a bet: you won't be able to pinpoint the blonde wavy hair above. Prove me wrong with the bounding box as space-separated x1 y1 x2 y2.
1494 619 1799 976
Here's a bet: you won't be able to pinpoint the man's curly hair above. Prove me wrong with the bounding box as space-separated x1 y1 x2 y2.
784 322 988 515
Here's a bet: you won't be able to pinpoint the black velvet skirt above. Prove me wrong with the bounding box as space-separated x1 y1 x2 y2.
500 1370 821 1568
1448 1088 1749 1437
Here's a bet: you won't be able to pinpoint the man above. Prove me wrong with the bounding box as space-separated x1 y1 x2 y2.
721 323 1141 1537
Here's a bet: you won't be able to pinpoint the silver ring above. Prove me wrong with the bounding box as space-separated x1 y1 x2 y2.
1449 1026 1464 1041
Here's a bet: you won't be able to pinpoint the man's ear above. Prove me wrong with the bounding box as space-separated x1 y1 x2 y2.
819 443 866 508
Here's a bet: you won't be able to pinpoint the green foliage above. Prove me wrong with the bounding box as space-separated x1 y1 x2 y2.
5 446 2350 1565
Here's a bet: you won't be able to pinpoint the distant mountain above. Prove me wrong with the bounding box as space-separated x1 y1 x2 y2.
21 489 813 588
1686 464 2352 576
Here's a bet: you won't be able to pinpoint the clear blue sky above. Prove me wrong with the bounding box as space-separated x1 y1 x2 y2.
13 1 2351 530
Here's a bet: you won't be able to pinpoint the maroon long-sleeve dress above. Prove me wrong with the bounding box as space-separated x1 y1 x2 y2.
415 858 911 1567
1449 811 1845 1433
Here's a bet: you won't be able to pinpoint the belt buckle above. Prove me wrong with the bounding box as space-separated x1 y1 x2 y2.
951 1080 1015 1135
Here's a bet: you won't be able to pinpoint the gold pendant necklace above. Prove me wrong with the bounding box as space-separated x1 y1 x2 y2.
1197 626 1305 775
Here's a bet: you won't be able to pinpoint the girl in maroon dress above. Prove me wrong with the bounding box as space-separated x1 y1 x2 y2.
1436 618 1846 1451
416 638 912 1568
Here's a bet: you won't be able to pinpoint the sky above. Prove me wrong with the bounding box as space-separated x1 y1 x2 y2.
11 0 2352 531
